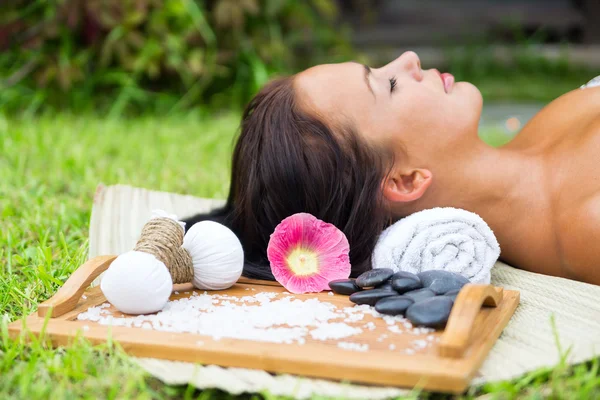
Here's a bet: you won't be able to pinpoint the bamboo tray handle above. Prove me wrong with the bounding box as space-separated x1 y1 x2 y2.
438 284 503 358
37 255 117 318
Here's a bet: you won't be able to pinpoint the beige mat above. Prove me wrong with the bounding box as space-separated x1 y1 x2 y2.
88 184 600 399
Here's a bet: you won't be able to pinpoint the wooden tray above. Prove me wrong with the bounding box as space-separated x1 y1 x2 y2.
8 255 519 393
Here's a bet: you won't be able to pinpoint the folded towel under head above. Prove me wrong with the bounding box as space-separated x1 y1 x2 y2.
372 207 501 284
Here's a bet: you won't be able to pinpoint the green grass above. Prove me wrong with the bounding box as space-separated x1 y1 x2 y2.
1 114 599 399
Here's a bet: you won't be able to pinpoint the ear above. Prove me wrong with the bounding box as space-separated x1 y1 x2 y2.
382 168 432 203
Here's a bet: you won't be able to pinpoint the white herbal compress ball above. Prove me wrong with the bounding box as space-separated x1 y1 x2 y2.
183 220 244 290
100 251 173 315
100 211 244 315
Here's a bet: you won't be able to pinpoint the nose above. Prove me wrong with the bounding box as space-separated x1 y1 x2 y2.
399 51 421 70
387 51 422 79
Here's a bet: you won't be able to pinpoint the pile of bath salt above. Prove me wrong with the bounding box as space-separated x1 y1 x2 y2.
78 291 367 344
77 291 436 351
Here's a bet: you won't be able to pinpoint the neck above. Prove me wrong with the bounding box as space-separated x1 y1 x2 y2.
398 135 542 243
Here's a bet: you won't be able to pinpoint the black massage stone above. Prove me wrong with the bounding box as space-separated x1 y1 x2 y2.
355 268 395 288
374 295 414 316
403 288 436 303
406 296 454 328
349 288 397 306
417 270 470 294
328 279 362 295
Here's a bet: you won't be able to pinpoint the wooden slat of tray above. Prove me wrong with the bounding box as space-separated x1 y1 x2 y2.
9 281 519 393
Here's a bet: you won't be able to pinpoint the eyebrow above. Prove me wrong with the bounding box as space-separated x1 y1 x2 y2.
362 64 375 98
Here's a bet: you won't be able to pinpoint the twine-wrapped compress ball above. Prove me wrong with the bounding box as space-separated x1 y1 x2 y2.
101 211 244 314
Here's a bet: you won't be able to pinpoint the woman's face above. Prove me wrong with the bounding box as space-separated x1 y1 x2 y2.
294 51 483 165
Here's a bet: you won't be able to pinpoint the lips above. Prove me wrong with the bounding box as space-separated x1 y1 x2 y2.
440 72 454 93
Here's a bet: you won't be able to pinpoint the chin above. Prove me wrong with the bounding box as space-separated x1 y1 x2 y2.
455 81 482 117
458 81 482 104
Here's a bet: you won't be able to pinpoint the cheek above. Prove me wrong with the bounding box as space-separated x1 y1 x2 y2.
360 92 442 145
397 92 449 135
420 85 482 136
355 86 479 151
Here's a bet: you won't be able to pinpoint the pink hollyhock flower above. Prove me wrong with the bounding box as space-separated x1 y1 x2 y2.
267 213 351 294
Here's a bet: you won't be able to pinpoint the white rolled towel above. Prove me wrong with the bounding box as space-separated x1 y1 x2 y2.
372 207 501 284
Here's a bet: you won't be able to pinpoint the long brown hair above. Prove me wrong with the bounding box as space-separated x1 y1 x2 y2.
184 76 394 280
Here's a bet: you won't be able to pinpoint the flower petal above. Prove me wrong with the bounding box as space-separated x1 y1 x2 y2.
267 213 351 293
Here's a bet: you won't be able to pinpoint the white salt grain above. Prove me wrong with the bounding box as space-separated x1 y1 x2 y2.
175 291 179 295
337 342 369 352
405 349 415 355
344 313 364 323
376 334 388 342
310 323 362 341
82 325 89 331
354 305 373 312
389 344 396 350
328 292 334 296
388 325 403 334
82 295 87 300
410 327 434 335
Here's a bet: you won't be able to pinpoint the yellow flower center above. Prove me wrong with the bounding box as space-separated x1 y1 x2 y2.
287 248 319 276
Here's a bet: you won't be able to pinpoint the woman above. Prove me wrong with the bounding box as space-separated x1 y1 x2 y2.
184 51 600 286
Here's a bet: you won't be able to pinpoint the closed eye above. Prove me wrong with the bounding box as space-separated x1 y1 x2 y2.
389 76 397 93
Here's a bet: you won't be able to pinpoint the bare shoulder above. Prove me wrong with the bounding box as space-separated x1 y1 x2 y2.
542 85 600 112
510 86 600 150
554 192 600 285
508 84 600 285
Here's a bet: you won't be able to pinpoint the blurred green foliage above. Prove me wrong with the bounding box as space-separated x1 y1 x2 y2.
442 25 598 103
0 0 352 115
